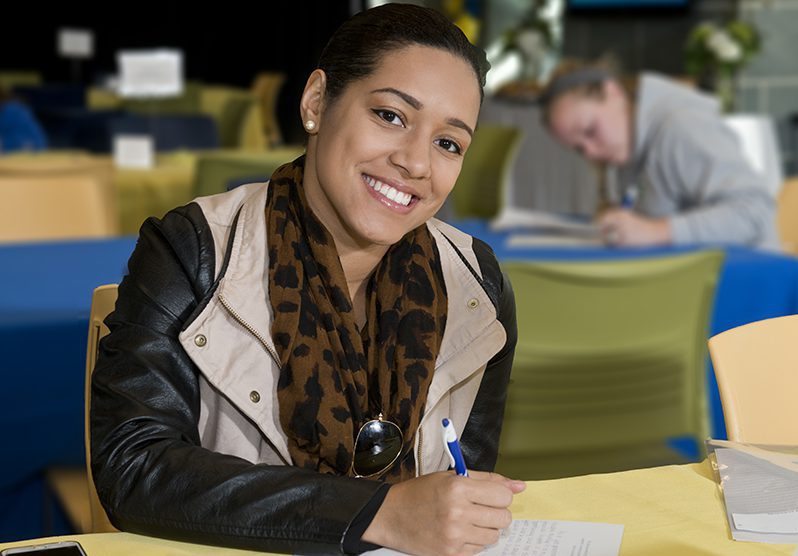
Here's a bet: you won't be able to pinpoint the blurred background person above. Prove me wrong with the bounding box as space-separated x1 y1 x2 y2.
539 60 777 248
0 84 47 153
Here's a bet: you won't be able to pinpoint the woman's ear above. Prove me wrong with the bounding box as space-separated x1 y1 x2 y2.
300 69 327 134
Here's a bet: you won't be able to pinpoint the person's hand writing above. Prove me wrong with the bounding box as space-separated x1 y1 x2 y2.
362 470 526 556
597 209 672 246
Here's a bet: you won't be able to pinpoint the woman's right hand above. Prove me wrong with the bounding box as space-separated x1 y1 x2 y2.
362 470 526 556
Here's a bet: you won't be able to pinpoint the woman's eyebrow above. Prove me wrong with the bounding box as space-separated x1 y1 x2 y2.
448 118 474 138
370 87 474 138
371 87 421 109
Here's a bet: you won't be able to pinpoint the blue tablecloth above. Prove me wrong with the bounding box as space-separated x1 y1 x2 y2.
0 237 137 541
454 219 798 440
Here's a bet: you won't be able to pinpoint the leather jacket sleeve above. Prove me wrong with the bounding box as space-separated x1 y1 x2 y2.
90 204 384 555
459 238 518 472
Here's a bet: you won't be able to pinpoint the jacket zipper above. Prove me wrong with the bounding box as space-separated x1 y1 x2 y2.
217 294 282 369
417 425 424 475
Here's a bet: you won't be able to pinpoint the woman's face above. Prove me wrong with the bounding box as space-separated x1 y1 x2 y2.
301 45 481 251
547 80 632 166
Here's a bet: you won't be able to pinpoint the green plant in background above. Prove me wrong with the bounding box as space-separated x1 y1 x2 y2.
685 20 761 112
493 0 561 82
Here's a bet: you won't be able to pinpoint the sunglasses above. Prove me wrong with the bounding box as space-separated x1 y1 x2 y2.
352 413 404 478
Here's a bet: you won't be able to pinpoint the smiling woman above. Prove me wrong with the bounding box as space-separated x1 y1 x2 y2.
89 4 523 556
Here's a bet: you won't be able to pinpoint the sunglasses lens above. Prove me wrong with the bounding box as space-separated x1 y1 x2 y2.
353 419 403 477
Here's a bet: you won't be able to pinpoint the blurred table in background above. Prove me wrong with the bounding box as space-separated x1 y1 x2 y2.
454 219 798 440
113 152 197 234
0 237 137 541
0 148 304 235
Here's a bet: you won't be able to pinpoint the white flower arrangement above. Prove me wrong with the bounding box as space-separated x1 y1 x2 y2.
685 20 761 111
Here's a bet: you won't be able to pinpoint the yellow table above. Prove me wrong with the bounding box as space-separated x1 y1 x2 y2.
117 146 304 234
1 462 793 555
519 461 793 555
0 148 304 236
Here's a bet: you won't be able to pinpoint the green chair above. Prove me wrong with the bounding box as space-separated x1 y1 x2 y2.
448 124 522 219
251 72 286 148
120 81 202 115
496 251 723 480
200 85 264 149
0 71 42 89
193 147 305 198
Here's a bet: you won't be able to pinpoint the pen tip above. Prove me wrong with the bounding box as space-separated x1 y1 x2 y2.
442 418 450 427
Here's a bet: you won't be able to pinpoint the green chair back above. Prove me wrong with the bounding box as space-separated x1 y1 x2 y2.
496 251 723 479
120 81 202 114
0 71 42 89
193 147 305 198
200 85 259 149
449 124 522 219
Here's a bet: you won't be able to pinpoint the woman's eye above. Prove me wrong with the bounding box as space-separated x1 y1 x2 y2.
436 138 462 155
374 109 404 127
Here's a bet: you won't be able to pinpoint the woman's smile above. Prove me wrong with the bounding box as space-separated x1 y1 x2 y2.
362 173 419 212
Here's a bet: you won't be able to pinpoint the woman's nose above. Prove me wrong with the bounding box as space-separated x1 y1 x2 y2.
390 132 432 179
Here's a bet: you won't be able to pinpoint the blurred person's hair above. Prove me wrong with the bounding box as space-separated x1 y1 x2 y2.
539 56 636 127
317 3 490 105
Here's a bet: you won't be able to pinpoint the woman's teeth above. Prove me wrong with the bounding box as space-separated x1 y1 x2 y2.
365 176 413 207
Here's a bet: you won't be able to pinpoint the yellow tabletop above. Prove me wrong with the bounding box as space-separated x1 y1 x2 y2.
514 461 793 555
0 148 303 236
1 461 793 555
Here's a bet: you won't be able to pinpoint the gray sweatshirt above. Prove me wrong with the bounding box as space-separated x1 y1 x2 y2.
618 73 778 248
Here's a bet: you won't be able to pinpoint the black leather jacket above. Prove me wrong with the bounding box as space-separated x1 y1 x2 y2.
91 190 517 555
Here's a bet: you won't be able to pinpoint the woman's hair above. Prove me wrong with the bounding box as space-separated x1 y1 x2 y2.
317 3 489 105
539 57 629 126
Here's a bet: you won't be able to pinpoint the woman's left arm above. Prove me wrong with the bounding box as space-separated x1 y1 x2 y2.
459 244 517 471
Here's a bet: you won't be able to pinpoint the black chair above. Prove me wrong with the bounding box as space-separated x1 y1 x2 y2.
109 113 220 152
226 174 268 191
37 108 125 152
13 84 86 111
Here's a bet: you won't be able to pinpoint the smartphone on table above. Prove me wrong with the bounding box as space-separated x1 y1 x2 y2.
0 541 87 556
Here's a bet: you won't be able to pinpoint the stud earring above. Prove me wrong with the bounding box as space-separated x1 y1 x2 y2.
304 120 316 131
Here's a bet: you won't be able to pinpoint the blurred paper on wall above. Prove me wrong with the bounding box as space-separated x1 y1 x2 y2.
117 49 184 98
113 135 154 169
57 28 94 59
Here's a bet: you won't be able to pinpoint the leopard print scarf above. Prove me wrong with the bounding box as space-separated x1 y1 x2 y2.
266 157 447 482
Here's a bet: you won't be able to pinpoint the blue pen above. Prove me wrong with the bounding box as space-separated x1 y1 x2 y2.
621 186 638 209
442 418 468 477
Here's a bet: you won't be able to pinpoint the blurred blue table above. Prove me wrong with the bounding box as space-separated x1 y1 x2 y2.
454 220 798 439
0 237 136 541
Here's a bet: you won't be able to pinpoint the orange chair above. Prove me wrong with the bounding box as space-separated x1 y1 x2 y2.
777 177 798 254
0 155 117 243
708 314 798 444
0 175 118 243
47 284 119 532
